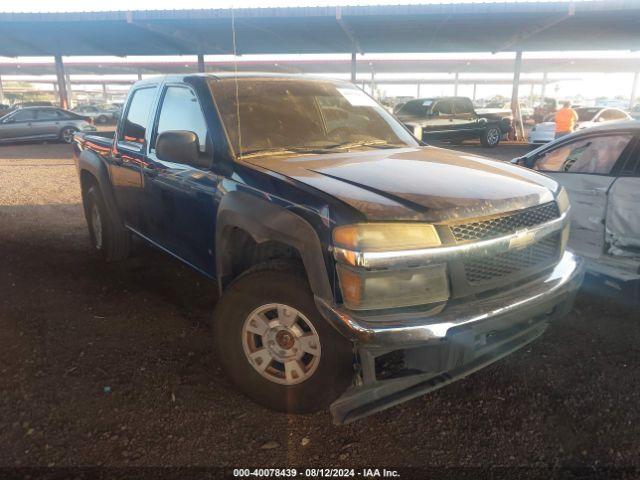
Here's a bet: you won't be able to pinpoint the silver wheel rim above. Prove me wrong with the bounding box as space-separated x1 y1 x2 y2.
487 128 500 145
62 129 75 143
242 303 321 386
91 203 103 250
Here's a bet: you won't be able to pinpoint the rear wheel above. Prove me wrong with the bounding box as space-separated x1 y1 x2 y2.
96 115 108 124
60 126 77 144
214 264 353 414
480 126 501 147
84 183 130 261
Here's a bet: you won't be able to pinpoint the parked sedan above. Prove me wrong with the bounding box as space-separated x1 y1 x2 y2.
0 106 96 144
513 121 640 287
528 107 631 145
72 104 116 124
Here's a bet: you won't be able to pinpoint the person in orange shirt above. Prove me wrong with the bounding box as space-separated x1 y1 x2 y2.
554 101 579 139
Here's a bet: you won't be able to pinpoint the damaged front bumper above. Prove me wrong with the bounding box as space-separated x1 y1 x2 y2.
316 251 585 424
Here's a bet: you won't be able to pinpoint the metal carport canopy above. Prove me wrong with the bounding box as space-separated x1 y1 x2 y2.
1 1 640 57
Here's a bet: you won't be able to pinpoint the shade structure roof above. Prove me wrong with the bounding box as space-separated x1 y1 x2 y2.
1 57 639 76
1 2 640 57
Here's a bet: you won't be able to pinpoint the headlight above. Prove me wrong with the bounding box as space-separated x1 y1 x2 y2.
333 223 441 252
337 263 449 311
333 223 449 311
556 187 570 214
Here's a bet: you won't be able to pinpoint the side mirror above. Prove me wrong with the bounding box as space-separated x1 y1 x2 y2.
2 117 14 124
156 130 201 166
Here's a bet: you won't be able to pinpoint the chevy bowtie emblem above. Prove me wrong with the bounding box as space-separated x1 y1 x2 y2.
509 230 536 250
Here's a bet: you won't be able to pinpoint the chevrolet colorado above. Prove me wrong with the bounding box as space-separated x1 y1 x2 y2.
72 74 584 424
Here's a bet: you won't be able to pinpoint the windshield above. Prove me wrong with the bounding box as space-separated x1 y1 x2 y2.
575 107 600 121
209 78 417 157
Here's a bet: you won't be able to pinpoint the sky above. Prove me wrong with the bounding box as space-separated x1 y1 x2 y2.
0 0 636 104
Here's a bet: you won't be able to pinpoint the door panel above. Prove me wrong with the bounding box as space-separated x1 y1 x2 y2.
110 86 157 233
422 100 455 139
545 173 615 259
605 177 640 255
143 161 219 273
533 132 635 259
142 84 218 274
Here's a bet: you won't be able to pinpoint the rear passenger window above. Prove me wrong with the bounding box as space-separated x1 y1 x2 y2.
155 86 208 153
36 109 61 120
453 98 474 115
534 134 632 175
121 87 156 146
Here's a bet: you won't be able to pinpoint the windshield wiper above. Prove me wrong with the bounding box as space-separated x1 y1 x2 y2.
240 141 405 158
240 146 331 158
319 140 405 150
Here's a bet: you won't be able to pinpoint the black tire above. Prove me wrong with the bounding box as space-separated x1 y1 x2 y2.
60 126 77 144
480 126 501 147
213 263 354 414
96 115 107 124
83 183 130 262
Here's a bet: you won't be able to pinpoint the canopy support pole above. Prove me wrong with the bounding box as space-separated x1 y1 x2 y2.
454 72 459 96
197 54 205 73
54 55 69 109
510 50 523 141
350 50 357 83
541 71 548 101
0 74 4 105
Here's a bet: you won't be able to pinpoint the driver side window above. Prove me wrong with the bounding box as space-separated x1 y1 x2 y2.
432 100 453 116
534 134 632 175
155 86 209 154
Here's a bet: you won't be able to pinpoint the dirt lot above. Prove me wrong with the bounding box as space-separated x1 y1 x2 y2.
1 142 639 474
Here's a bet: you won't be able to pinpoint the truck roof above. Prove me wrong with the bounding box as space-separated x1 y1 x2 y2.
133 72 351 87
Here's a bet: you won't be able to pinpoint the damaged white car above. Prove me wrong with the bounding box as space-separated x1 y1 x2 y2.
513 121 640 287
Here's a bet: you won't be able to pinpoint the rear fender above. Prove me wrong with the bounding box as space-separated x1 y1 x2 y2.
77 149 124 228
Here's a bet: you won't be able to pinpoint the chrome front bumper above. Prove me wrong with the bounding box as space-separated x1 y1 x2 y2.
317 251 585 424
317 250 583 350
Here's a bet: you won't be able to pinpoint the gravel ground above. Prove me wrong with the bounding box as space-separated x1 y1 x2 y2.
0 142 639 475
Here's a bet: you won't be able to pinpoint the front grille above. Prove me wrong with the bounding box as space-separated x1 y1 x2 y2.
463 233 561 284
451 202 560 243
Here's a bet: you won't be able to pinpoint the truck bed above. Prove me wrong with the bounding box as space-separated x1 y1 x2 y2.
75 130 114 148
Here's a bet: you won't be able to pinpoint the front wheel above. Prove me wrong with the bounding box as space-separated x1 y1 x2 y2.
480 126 501 147
214 264 353 414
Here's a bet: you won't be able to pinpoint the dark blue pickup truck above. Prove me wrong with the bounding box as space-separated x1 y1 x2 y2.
73 74 584 424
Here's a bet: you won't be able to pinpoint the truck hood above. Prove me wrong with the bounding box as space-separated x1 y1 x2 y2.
243 146 558 222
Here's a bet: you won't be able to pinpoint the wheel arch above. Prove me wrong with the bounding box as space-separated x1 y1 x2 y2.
77 149 124 229
215 191 333 303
